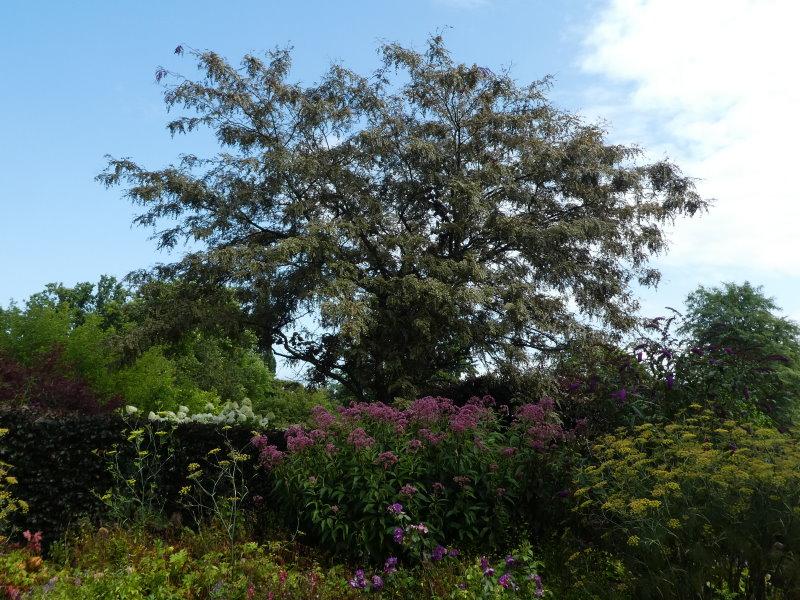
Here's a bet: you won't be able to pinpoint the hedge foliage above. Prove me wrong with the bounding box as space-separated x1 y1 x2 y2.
0 410 282 544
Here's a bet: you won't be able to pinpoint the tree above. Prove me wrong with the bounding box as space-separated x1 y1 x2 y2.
100 36 705 401
679 282 800 422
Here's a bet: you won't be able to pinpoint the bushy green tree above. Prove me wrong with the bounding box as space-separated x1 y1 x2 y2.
100 36 704 401
680 282 800 423
0 278 289 415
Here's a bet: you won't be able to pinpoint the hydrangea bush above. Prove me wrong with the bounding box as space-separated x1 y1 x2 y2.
252 395 569 560
132 397 272 427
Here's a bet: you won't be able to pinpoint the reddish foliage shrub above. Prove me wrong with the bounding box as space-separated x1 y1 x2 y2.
0 349 117 415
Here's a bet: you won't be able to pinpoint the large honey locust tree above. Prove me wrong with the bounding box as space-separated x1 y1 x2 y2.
100 37 705 401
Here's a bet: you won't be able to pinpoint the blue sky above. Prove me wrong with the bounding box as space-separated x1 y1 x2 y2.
2 0 799 371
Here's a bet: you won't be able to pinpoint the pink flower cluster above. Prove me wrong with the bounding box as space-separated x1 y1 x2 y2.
311 406 336 429
399 484 418 496
406 396 456 423
340 402 408 432
375 451 399 468
251 435 285 469
285 425 316 452
514 397 565 450
347 427 375 449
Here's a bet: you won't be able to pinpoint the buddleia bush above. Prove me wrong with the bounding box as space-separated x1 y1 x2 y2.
572 407 800 599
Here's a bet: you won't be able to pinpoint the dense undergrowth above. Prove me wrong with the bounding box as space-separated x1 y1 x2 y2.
3 283 800 598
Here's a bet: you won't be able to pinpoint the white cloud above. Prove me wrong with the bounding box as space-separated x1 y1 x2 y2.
581 0 800 275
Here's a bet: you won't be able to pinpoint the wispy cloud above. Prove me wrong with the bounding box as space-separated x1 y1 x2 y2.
581 0 800 275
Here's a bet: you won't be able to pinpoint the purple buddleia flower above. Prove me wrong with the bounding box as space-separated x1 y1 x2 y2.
392 527 404 544
384 557 398 574
431 545 447 561
498 573 513 588
387 503 404 515
371 575 384 590
533 573 544 597
348 569 367 589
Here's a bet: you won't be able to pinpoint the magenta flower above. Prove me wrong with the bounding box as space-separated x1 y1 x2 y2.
407 438 423 451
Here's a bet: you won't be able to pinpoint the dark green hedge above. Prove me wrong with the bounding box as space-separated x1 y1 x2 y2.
0 410 283 545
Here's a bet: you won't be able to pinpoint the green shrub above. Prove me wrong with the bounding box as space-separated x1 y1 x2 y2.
572 407 800 599
261 380 336 428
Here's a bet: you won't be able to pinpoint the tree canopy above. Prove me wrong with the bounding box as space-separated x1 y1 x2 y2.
680 281 800 422
100 36 705 401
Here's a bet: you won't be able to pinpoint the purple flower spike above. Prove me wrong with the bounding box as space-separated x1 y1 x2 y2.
431 545 447 561
387 502 404 515
534 573 544 597
349 569 367 589
392 527 404 544
371 575 384 590
498 573 512 588
611 388 627 403
384 556 398 574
